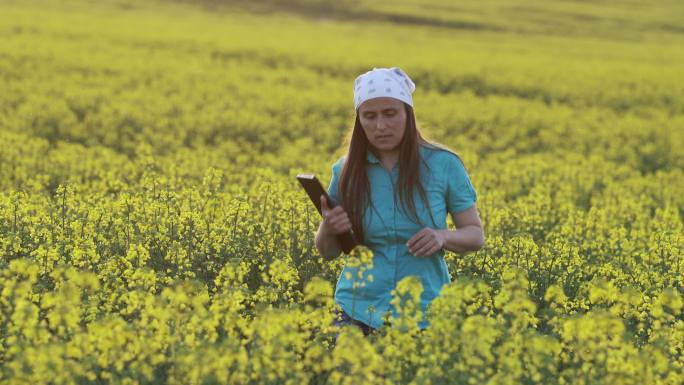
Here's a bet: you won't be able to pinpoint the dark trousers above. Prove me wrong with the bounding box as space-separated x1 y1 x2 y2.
332 308 376 340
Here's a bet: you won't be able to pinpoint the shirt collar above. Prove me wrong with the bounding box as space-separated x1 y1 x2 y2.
366 150 381 164
366 150 380 163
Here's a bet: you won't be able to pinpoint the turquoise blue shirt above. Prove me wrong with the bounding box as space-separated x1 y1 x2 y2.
326 143 478 330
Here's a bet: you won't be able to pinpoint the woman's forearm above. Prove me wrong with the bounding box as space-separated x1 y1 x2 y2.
437 226 484 254
315 224 342 260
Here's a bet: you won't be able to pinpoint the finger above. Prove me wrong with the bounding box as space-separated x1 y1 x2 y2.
321 195 329 214
328 210 347 222
328 215 344 227
415 238 440 257
407 228 430 247
326 206 339 217
329 216 351 230
409 235 432 255
426 243 441 256
327 216 340 228
330 209 349 223
338 220 352 233
332 221 351 234
414 241 437 257
407 229 429 249
336 217 351 228
411 239 431 256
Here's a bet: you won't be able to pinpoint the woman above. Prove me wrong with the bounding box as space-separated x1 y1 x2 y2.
315 67 485 338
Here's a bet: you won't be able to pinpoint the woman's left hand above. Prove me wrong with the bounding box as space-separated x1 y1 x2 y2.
406 228 445 257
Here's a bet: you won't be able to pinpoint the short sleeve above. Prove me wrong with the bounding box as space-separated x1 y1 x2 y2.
326 157 344 205
445 154 477 213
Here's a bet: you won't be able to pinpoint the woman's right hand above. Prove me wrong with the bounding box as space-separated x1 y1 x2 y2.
321 195 352 235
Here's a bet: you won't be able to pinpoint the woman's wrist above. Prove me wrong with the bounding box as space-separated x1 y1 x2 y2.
316 224 341 259
437 226 484 254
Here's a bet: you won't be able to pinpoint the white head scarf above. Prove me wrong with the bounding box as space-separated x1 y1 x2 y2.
353 67 416 111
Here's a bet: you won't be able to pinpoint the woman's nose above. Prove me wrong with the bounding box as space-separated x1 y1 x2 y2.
376 117 389 130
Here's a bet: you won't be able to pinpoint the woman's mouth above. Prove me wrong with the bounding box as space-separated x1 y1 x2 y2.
376 135 391 140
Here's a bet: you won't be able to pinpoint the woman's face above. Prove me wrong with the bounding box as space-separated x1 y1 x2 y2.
358 97 407 152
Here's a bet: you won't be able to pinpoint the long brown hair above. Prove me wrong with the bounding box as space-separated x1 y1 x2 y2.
336 102 462 245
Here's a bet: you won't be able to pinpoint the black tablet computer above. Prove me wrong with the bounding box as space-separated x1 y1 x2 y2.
296 173 358 254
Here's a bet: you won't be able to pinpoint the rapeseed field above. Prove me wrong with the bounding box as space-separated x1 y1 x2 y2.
0 0 682 383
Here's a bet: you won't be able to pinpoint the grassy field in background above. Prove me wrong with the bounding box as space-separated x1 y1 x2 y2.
0 0 683 383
